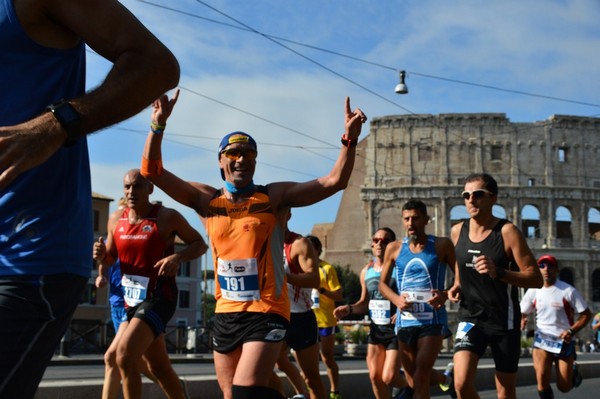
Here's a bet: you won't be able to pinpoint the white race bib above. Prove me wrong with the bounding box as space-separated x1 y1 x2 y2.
121 274 149 307
217 258 260 301
369 299 391 325
403 290 433 303
533 331 563 354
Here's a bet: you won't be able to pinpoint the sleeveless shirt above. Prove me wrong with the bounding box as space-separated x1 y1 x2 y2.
455 219 520 331
0 0 90 277
365 261 397 327
395 235 448 328
206 186 289 320
113 204 177 306
284 231 312 313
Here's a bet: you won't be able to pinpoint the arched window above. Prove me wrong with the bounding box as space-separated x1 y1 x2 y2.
521 205 541 238
589 208 600 241
492 204 507 219
559 268 574 287
555 206 573 240
592 269 600 302
450 205 469 226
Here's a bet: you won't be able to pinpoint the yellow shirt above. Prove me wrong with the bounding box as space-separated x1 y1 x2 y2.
313 260 341 328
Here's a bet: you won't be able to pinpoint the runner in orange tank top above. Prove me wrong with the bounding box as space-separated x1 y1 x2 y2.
140 89 367 399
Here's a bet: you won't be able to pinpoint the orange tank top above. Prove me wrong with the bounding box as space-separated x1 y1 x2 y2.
205 186 289 320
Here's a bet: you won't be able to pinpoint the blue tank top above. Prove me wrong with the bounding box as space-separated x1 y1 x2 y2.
0 0 90 277
395 235 447 328
365 261 397 326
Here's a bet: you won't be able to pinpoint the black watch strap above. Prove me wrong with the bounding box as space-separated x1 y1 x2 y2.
47 100 82 147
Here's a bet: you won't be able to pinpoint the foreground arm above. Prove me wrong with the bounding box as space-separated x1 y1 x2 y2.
0 0 179 190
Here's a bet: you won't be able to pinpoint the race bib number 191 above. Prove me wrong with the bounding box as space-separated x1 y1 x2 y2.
217 258 260 301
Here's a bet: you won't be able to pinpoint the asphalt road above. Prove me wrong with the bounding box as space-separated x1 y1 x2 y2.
39 352 600 398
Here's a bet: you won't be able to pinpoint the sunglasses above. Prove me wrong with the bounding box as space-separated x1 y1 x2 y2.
221 148 257 161
461 189 493 200
372 237 391 245
538 263 554 269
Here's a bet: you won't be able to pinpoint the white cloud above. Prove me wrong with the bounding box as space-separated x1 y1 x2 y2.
88 0 600 241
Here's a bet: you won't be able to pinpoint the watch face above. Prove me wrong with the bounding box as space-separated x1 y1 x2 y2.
57 103 80 122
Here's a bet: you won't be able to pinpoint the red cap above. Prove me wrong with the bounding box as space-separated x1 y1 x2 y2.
537 255 557 268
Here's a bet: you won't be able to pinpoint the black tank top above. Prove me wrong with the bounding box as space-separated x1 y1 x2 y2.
455 219 520 331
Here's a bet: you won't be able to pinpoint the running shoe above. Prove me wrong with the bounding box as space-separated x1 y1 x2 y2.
439 361 457 398
573 361 583 388
329 391 342 399
392 386 414 399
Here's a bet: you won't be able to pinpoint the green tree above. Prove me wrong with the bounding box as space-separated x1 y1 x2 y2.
334 264 361 305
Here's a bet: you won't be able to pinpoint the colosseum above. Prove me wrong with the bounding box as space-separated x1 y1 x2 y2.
312 113 600 337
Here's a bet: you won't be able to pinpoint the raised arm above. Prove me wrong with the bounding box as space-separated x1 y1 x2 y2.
0 0 179 190
271 97 367 209
140 90 215 215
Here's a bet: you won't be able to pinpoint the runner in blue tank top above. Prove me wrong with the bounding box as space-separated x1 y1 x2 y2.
334 227 409 399
380 200 457 399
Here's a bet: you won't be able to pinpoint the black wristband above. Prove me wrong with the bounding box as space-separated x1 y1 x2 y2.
495 267 507 280
341 135 358 148
568 328 575 335
47 100 82 147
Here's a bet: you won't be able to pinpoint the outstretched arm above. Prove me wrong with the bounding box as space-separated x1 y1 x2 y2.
0 0 179 190
271 97 367 209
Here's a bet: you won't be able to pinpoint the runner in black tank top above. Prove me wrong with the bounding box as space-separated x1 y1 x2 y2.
448 173 543 399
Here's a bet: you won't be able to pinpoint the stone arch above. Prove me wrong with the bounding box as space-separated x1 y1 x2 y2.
521 204 541 238
592 268 600 302
589 207 600 241
559 267 574 287
492 204 507 219
450 205 469 227
555 206 573 240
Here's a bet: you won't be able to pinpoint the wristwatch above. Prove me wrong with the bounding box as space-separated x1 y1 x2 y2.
47 100 82 147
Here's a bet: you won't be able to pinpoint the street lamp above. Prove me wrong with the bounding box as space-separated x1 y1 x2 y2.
395 70 408 94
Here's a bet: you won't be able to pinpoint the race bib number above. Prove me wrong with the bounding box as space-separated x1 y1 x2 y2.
455 322 475 340
369 299 391 325
533 331 563 354
403 290 433 303
121 274 149 307
400 302 433 321
217 257 260 301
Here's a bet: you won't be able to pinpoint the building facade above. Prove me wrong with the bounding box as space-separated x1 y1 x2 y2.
313 113 600 340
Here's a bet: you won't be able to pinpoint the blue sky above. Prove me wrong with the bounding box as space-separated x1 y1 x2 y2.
87 0 600 241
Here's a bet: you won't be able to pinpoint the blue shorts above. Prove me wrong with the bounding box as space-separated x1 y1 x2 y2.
318 326 339 338
111 303 127 333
